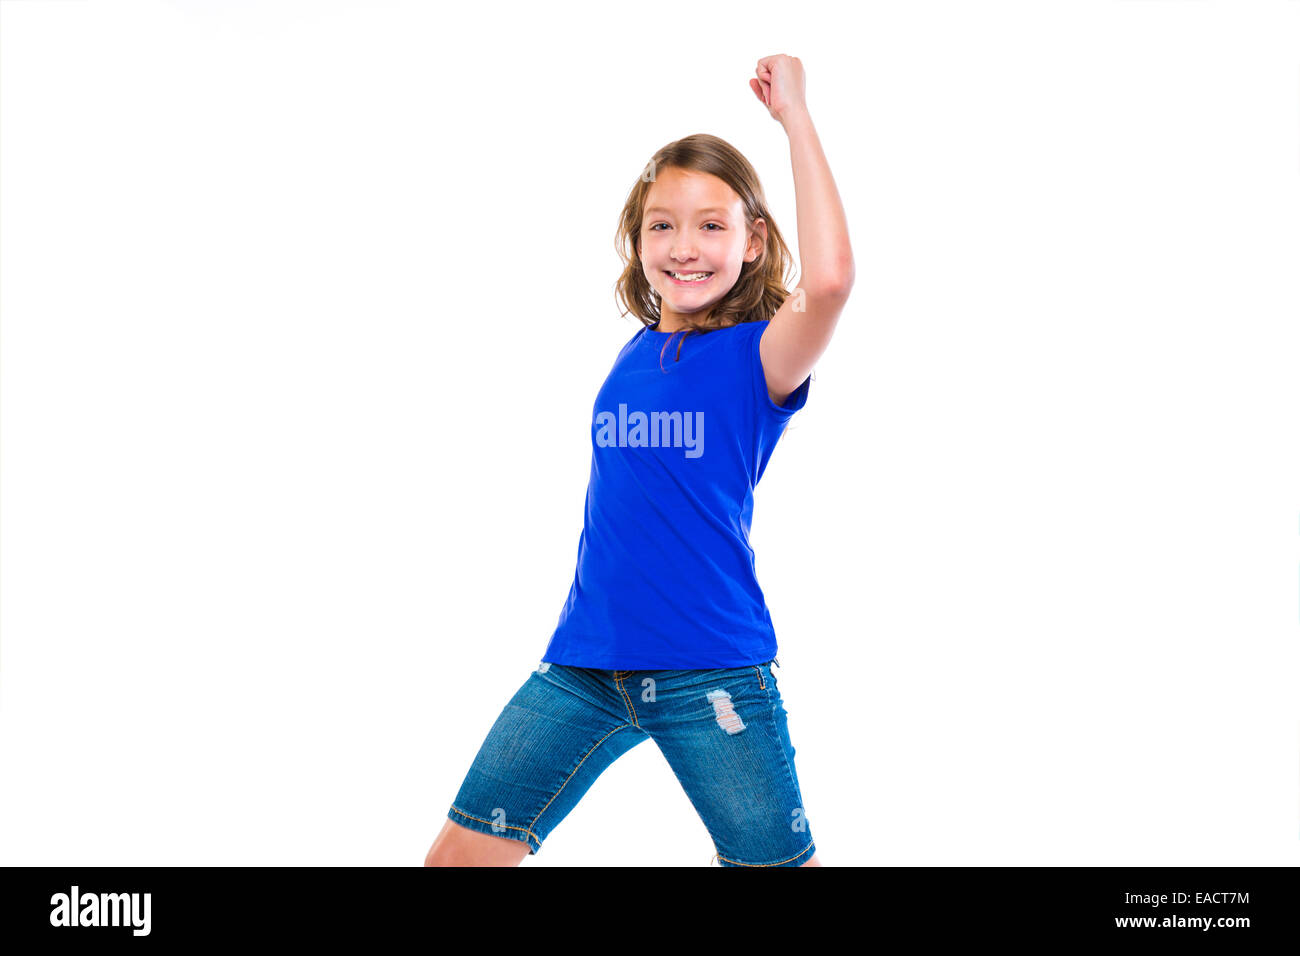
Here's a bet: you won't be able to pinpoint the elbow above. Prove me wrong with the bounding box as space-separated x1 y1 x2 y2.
803 261 855 300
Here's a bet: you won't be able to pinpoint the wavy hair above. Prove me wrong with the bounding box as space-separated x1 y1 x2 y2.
614 133 796 370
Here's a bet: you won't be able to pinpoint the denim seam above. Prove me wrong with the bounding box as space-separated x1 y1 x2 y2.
759 672 809 856
528 722 636 833
448 805 541 849
716 838 816 867
613 674 640 726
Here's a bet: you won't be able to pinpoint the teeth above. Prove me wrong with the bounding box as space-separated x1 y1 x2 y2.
670 272 712 281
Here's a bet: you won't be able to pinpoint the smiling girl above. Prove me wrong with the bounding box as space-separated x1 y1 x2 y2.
426 54 854 867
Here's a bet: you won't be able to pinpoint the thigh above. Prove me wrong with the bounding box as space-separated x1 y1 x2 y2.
642 660 816 867
447 661 649 855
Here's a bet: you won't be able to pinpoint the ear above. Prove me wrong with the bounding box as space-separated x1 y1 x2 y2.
746 218 768 262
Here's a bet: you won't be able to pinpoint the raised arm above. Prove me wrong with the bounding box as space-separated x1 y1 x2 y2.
749 55 855 406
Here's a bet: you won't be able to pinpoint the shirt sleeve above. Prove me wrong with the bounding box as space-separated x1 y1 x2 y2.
751 320 811 421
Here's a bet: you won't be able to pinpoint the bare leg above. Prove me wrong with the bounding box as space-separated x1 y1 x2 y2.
800 852 822 866
424 817 531 867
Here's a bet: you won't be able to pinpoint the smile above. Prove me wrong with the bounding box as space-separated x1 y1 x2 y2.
665 271 714 285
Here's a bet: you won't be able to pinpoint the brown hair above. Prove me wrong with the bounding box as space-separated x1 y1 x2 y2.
614 133 796 371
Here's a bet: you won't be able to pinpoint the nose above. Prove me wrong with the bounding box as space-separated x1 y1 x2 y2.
671 240 699 263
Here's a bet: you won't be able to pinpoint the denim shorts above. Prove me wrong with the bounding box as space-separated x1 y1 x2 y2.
447 658 816 867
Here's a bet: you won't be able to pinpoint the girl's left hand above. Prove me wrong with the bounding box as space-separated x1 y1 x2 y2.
749 54 807 123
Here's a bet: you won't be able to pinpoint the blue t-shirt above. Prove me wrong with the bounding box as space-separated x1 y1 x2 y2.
541 318 811 669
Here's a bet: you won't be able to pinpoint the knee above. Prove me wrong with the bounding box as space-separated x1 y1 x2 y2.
425 816 532 866
424 842 454 867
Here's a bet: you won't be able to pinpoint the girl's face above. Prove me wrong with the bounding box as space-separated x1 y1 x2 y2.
638 167 764 330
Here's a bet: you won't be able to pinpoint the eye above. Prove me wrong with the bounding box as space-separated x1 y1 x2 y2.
649 223 669 231
703 223 723 231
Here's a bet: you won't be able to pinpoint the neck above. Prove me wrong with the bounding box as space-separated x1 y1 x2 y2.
656 307 703 334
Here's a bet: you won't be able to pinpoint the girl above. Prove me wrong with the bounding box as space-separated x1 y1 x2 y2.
426 54 853 867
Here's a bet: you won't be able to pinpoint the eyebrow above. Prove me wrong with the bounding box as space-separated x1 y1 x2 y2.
644 206 732 218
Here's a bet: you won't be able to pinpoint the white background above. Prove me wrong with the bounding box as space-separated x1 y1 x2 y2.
2 0 1297 866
